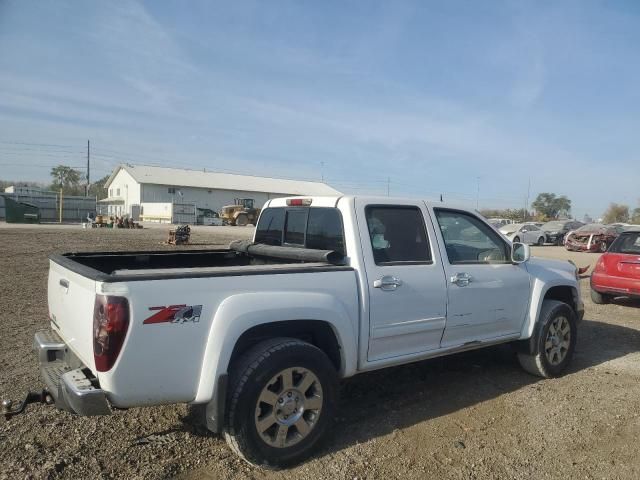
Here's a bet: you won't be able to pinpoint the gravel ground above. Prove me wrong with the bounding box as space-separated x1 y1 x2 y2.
1 225 639 480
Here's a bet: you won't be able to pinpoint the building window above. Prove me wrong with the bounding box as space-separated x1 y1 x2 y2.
109 188 113 197
116 188 120 196
168 187 176 194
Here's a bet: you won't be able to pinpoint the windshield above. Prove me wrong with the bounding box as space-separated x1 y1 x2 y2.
542 221 565 230
577 224 608 233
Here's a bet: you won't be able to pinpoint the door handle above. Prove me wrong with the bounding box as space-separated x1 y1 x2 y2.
373 276 403 291
59 279 69 289
450 272 472 287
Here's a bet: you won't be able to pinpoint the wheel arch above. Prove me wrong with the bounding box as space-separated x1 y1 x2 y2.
516 283 580 355
194 291 358 405
229 320 342 373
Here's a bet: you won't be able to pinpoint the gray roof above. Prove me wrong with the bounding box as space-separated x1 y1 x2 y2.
105 164 341 196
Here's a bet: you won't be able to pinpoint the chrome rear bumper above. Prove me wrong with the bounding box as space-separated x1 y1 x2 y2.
34 330 110 416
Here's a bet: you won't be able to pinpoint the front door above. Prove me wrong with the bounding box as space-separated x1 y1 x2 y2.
356 199 448 362
431 208 531 348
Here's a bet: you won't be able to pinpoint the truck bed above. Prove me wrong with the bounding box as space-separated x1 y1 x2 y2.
50 249 350 283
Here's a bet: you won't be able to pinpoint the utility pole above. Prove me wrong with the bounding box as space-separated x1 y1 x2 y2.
524 176 531 222
86 140 90 196
476 176 480 210
386 177 390 197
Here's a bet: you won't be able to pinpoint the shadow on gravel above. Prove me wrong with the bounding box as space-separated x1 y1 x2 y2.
610 297 640 309
316 318 640 457
178 319 640 461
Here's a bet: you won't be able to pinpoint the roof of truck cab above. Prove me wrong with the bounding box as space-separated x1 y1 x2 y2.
266 195 476 212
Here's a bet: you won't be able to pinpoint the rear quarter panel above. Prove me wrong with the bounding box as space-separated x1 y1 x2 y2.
97 269 359 408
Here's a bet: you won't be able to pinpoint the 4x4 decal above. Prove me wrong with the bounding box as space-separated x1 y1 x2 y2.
143 305 202 324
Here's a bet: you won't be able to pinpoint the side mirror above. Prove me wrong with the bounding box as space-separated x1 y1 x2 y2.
512 242 530 264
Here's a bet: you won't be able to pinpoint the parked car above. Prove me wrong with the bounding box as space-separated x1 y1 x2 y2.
13 196 584 467
590 230 640 303
541 220 585 245
487 217 514 228
499 223 546 245
565 224 620 252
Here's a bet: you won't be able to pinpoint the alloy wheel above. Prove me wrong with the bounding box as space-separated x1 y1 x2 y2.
544 316 571 365
254 367 323 448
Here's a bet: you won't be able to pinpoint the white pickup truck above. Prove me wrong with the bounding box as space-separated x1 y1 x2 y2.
22 196 584 467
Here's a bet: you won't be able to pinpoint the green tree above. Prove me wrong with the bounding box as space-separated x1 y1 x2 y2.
631 208 640 225
480 208 531 222
602 203 630 224
88 174 110 198
50 165 82 191
531 193 572 220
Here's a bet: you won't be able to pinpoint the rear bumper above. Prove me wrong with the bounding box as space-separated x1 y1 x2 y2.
34 330 110 416
591 274 640 298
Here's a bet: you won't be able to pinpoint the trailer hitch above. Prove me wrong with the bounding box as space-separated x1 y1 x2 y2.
2 389 53 420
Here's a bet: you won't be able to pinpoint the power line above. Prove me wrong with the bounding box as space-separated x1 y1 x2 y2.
0 141 78 150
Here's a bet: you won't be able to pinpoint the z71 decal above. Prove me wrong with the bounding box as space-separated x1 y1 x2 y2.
143 305 202 324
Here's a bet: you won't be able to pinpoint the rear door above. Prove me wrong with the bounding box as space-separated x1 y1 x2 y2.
431 208 531 348
522 225 537 244
356 199 448 361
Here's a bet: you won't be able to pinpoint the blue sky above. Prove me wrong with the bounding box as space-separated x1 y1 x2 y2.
1 0 639 218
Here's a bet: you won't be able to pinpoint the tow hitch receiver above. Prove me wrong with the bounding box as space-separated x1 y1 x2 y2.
2 389 53 420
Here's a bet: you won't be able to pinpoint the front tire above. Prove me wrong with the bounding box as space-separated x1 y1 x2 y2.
537 236 545 246
517 300 577 378
224 338 338 468
513 236 520 243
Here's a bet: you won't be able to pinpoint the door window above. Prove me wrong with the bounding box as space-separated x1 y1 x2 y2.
365 206 432 265
434 209 509 264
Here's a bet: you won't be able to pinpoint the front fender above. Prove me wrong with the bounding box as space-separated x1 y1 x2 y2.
521 257 580 339
193 291 358 403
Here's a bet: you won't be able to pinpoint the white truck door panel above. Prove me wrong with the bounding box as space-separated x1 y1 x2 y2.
356 199 448 361
431 208 530 348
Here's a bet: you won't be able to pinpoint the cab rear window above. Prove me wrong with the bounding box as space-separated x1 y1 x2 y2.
255 207 346 255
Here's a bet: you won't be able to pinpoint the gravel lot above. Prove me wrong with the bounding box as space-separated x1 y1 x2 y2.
1 224 639 480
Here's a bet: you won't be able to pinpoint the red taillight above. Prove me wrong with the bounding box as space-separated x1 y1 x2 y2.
93 295 129 372
595 256 606 273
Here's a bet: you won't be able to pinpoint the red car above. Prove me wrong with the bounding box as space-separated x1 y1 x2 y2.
590 230 640 304
565 224 620 253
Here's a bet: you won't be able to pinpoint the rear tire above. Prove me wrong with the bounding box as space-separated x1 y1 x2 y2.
517 300 577 378
224 338 338 468
590 288 612 305
537 236 545 246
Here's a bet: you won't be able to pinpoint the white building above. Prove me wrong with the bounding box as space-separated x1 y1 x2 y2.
100 164 341 222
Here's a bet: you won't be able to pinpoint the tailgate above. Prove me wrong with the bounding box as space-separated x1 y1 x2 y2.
605 253 640 279
48 259 97 370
